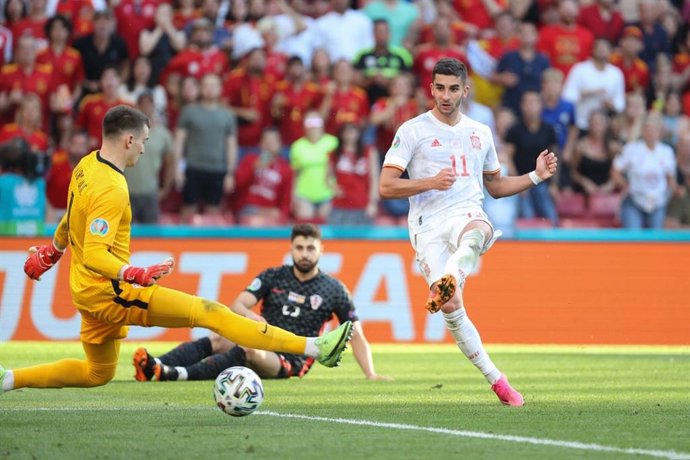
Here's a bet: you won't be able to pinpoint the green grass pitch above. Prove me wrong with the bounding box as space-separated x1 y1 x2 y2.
1 342 689 460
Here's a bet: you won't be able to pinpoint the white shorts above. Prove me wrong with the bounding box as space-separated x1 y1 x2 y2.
411 209 494 286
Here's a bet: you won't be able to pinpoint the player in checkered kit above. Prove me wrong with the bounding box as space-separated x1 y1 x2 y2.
379 58 558 406
133 224 392 382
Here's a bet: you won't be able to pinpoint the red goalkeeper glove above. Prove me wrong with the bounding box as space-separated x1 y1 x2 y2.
120 258 175 286
24 242 64 281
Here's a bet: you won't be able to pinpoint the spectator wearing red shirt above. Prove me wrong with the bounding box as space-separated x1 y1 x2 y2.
610 26 650 95
672 28 690 94
329 123 379 226
10 0 48 50
75 66 128 149
309 48 332 87
112 0 162 59
173 0 202 30
45 131 88 222
271 56 324 147
3 0 27 34
319 59 369 136
223 47 276 150
166 74 200 132
36 15 86 114
369 73 420 156
453 0 506 31
0 24 11 67
538 0 594 77
54 0 95 38
577 0 625 44
161 17 228 85
471 11 519 108
0 93 50 155
234 127 293 226
256 16 289 80
417 0 476 46
413 16 467 102
0 35 55 125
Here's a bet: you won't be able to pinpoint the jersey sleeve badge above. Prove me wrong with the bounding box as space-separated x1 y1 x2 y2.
89 218 109 236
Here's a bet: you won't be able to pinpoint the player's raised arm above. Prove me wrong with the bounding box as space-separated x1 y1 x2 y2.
483 149 558 198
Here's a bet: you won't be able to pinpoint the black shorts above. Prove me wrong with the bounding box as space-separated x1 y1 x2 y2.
182 167 225 206
276 353 315 379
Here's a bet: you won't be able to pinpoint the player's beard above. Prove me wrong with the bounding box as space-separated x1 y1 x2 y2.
293 257 318 274
437 96 463 117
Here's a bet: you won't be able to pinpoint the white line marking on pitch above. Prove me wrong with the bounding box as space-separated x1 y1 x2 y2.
256 411 690 460
4 406 688 460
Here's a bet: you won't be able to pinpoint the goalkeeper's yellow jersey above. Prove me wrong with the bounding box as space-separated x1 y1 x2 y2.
54 150 132 307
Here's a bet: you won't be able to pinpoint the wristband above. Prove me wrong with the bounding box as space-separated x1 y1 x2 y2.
529 171 543 185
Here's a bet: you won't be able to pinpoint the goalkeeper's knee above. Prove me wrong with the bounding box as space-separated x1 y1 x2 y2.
85 362 117 387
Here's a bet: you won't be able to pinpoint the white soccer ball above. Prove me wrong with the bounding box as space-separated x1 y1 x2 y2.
213 366 264 417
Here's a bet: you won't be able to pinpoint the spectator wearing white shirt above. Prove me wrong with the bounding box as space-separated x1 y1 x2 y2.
272 0 320 66
562 38 625 131
612 113 677 229
315 0 373 62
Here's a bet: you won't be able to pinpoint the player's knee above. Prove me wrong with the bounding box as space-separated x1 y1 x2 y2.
461 228 486 252
85 363 117 387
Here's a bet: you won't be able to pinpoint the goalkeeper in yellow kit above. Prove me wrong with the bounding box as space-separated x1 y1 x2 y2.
0 105 352 394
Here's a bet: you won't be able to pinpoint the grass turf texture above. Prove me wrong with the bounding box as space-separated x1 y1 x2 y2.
1 342 689 460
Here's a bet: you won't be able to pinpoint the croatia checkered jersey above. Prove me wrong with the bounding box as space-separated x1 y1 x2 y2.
383 111 500 233
245 265 358 338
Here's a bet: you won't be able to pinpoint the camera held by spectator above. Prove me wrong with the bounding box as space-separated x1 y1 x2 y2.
0 137 49 179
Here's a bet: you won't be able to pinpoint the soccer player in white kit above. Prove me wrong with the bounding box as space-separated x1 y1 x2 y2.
379 58 558 406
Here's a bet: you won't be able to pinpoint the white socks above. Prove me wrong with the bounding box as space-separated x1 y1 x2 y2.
175 367 188 381
304 337 319 358
444 229 485 286
443 308 501 384
2 369 14 391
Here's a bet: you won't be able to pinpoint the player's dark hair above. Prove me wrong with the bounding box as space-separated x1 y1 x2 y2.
45 14 72 38
291 223 321 241
432 58 468 85
102 105 150 140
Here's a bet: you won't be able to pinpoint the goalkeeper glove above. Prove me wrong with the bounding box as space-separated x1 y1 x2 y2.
24 242 65 281
119 258 175 286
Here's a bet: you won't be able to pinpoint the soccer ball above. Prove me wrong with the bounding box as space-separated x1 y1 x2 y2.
213 366 264 417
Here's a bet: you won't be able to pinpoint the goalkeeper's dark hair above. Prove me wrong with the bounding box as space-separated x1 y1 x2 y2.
291 223 321 241
432 58 468 85
102 105 150 141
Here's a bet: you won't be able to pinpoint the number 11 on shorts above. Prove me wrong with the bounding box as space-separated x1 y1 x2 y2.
450 154 469 177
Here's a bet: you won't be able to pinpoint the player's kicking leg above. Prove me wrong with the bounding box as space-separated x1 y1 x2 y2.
434 222 523 406
144 287 353 369
426 224 502 313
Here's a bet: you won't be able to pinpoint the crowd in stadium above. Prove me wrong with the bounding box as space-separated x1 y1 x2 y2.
0 0 689 232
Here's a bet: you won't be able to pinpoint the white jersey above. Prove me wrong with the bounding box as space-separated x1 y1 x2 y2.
383 111 500 234
613 140 676 213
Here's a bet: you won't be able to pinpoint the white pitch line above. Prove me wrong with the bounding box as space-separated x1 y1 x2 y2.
256 411 690 460
4 406 689 460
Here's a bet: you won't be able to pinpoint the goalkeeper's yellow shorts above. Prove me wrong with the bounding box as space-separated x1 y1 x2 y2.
76 280 158 344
